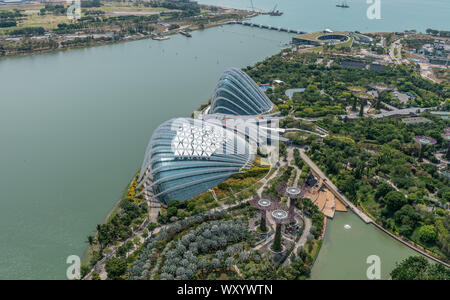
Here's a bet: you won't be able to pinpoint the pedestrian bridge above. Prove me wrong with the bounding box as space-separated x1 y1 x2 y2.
227 20 306 35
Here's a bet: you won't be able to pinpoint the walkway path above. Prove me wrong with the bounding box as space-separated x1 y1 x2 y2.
283 217 311 266
298 148 373 224
284 128 328 138
283 147 312 265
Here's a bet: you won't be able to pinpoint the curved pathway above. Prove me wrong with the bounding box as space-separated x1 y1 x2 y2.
283 147 312 265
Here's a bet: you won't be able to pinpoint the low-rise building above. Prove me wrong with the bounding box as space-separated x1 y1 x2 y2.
393 91 410 104
371 107 432 119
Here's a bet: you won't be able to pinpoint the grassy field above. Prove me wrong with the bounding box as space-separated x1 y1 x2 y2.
98 2 175 13
0 2 180 35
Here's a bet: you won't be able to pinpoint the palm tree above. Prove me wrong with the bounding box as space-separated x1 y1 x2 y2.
87 235 95 246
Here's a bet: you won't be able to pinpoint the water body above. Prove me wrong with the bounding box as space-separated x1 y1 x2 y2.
0 25 294 279
310 212 418 280
198 0 450 33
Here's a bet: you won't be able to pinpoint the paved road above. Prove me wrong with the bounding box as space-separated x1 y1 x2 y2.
389 39 402 64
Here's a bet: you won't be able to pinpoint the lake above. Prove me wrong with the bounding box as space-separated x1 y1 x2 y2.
310 212 418 280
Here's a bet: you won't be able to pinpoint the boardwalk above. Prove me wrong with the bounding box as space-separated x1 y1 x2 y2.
227 20 306 35
298 148 373 224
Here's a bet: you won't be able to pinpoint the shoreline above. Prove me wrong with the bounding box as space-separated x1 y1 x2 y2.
81 174 136 266
0 3 257 59
364 208 450 268
0 21 234 60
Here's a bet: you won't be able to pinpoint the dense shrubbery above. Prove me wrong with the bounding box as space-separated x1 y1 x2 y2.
81 0 103 8
147 1 201 18
39 4 67 16
296 198 324 239
0 21 16 28
9 27 45 36
263 166 293 198
95 198 148 250
127 211 225 280
0 10 24 20
391 256 450 279
245 52 448 117
160 219 249 280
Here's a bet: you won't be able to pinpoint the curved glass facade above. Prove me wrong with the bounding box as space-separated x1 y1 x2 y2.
209 68 274 115
137 118 254 204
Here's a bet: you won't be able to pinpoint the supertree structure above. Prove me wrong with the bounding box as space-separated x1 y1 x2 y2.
286 186 302 222
250 198 275 233
413 136 437 162
271 209 289 252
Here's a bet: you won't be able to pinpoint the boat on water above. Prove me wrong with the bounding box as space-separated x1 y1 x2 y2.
268 4 283 16
152 36 170 41
179 30 192 38
336 1 349 8
269 10 283 16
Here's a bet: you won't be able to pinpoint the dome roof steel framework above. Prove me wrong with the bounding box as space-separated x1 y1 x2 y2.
209 67 275 115
136 118 254 204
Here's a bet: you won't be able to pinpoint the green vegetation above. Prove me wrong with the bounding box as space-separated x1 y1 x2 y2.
95 198 147 251
0 9 23 28
433 68 450 84
0 1 245 57
244 51 448 117
296 198 324 239
426 28 450 38
271 224 283 252
105 257 127 280
307 115 449 261
82 173 148 270
263 166 293 199
156 165 268 224
39 4 68 16
125 202 316 280
391 256 450 279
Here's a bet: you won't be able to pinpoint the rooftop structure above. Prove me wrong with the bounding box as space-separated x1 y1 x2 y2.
393 91 410 104
0 0 26 4
136 118 254 204
431 111 450 120
285 88 305 100
401 117 431 124
371 107 432 119
209 68 275 115
414 136 437 146
293 31 350 46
